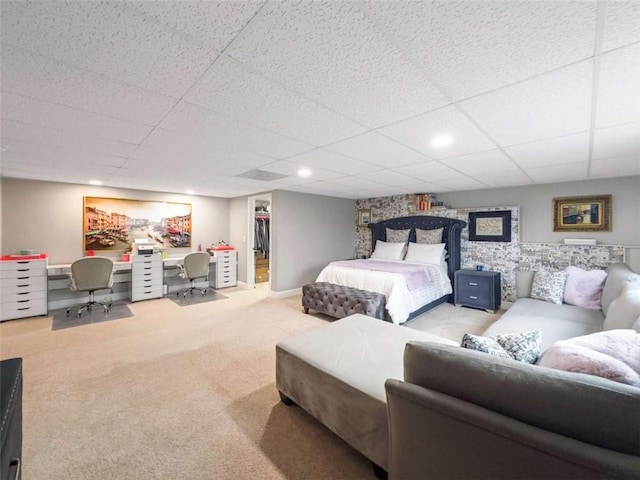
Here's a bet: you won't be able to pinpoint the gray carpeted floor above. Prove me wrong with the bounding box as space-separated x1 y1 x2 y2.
0 286 501 479
51 302 134 330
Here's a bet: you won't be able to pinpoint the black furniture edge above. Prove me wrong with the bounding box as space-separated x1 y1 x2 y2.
1 357 23 480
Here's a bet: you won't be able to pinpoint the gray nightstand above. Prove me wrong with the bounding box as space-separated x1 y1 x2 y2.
454 269 501 313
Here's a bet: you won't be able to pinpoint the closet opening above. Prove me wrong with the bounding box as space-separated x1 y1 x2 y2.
254 200 270 284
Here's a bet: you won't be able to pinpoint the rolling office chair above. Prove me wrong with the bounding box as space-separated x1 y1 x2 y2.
66 257 114 318
177 252 211 298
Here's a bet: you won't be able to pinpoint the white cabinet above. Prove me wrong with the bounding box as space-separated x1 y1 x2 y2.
212 251 237 288
1 259 48 321
131 254 163 302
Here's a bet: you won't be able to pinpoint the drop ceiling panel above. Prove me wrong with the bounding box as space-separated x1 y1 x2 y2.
591 155 640 178
0 45 176 125
505 133 590 169
592 122 640 160
396 160 468 182
185 56 365 145
225 1 449 127
431 177 487 191
525 162 589 183
602 1 640 52
1 1 218 97
258 160 343 182
358 169 425 187
287 149 382 175
1 92 153 144
596 45 640 128
378 106 495 159
460 61 593 146
473 169 534 188
364 1 596 100
325 131 431 168
441 149 519 176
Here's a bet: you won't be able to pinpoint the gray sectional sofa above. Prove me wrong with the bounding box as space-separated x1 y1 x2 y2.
275 262 640 479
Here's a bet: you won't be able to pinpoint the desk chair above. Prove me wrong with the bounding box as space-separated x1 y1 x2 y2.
177 252 211 298
66 257 114 318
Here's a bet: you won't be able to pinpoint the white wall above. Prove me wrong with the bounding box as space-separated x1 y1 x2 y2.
1 178 230 264
271 190 356 292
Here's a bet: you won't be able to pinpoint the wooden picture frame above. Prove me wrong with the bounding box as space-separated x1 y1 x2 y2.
468 210 512 242
357 209 372 227
83 197 192 252
553 194 611 232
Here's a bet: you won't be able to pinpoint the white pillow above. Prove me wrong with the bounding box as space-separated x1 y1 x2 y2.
404 242 446 265
370 240 406 261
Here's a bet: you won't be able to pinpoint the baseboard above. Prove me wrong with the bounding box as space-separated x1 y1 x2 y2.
269 288 301 299
237 281 249 289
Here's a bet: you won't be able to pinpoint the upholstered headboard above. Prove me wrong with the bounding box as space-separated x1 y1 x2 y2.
368 216 467 281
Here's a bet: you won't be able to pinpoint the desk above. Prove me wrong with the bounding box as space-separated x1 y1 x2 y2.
46 253 226 311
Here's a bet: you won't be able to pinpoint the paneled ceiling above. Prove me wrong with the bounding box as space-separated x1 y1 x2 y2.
1 1 638 199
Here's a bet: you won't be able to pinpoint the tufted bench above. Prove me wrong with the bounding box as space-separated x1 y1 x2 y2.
302 282 387 320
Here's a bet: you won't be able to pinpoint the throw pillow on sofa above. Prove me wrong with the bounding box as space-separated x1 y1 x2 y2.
461 330 542 364
530 270 567 304
563 266 607 310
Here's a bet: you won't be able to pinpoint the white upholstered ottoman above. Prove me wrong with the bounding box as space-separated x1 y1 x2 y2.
275 314 456 476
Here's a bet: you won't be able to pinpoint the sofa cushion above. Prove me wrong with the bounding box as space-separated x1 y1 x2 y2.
601 263 640 314
530 270 566 304
403 342 640 456
484 298 604 351
563 266 607 310
515 270 536 298
604 281 640 330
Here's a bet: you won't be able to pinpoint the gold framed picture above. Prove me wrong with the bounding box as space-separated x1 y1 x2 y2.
357 209 372 227
552 194 611 232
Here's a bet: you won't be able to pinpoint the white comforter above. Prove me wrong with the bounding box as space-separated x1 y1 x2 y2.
315 259 452 325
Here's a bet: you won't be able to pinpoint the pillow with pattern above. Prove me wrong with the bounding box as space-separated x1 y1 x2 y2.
461 330 542 364
416 227 443 244
386 228 411 244
531 270 567 304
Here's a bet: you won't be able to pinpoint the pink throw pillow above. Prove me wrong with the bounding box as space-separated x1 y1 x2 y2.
563 266 607 310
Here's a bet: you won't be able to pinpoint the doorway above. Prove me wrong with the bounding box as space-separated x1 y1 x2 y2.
247 194 272 289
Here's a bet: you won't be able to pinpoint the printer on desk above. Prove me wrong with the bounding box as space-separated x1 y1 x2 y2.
133 239 158 255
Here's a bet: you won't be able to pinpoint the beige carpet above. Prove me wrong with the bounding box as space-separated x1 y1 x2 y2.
0 286 501 480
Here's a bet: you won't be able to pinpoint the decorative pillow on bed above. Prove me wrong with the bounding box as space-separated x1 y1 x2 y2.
563 266 607 310
404 242 446 265
370 240 406 261
416 227 443 244
385 228 411 244
461 330 542 364
530 270 567 305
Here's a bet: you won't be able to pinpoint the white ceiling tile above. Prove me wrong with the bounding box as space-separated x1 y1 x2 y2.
590 154 640 178
602 1 640 52
287 149 382 175
525 162 589 183
325 176 389 191
1 91 153 144
409 182 453 194
396 160 468 182
440 149 519 176
185 56 366 145
460 61 593 146
358 169 424 187
378 106 495 159
0 138 128 167
1 1 218 97
1 119 138 157
226 1 449 127
364 0 596 100
0 45 176 125
325 131 430 168
592 122 640 160
505 133 590 169
431 177 487 191
473 169 534 188
124 0 264 51
258 160 343 182
596 45 640 128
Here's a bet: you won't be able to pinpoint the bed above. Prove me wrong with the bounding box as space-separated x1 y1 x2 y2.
315 215 466 325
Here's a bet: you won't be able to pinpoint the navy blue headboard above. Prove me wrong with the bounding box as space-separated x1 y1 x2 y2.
368 215 467 281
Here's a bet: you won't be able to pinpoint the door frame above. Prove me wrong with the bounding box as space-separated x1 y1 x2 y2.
247 193 272 289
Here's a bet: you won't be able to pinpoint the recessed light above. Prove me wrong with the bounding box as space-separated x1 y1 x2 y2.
298 168 312 178
185 189 195 195
431 135 453 148
89 180 103 186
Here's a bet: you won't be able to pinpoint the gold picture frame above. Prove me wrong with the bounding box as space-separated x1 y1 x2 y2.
357 209 372 227
553 194 611 232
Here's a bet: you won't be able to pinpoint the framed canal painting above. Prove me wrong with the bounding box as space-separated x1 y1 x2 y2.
83 197 192 252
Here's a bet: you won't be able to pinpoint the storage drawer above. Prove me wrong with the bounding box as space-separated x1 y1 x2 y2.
454 270 501 313
214 251 235 261
456 274 492 295
2 289 47 303
0 278 47 292
132 254 162 264
131 267 162 278
1 298 47 321
0 259 47 272
131 286 163 302
1 268 47 280
132 277 163 289
215 279 237 288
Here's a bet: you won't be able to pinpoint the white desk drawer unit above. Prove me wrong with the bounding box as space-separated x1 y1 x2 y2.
213 251 237 288
131 254 163 302
1 259 48 321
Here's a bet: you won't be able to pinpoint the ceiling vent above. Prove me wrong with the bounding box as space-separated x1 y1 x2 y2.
235 169 288 181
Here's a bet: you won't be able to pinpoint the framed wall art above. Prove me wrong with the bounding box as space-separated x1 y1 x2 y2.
553 194 611 232
468 210 512 242
357 209 372 227
83 197 192 252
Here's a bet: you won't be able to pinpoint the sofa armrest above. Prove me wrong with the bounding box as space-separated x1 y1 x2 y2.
386 379 640 480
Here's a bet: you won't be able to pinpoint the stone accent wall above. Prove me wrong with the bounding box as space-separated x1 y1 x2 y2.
356 195 625 302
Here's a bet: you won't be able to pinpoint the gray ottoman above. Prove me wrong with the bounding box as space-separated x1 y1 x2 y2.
302 282 386 320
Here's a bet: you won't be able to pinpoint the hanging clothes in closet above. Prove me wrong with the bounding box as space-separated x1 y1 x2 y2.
255 214 270 259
